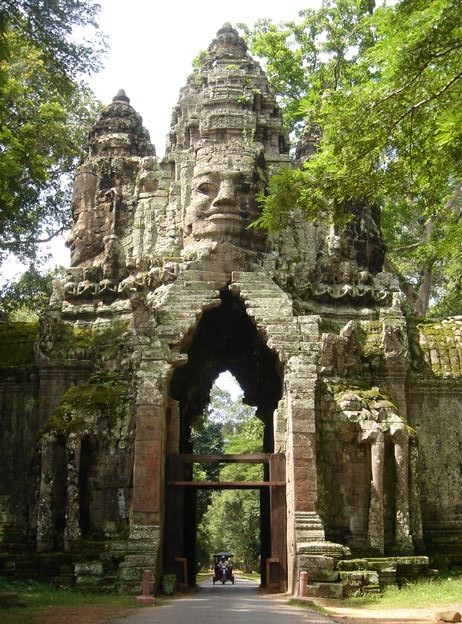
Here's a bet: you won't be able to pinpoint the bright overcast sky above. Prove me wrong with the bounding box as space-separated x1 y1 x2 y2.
3 0 321 280
87 0 321 155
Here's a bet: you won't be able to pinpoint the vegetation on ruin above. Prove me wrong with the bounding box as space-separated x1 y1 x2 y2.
0 320 39 366
41 381 129 436
0 0 105 267
35 319 131 434
48 319 130 355
242 0 462 317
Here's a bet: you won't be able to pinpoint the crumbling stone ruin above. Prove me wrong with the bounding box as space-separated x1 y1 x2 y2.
1 24 462 595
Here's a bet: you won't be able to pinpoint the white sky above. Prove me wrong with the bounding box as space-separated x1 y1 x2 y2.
86 0 320 156
2 0 321 281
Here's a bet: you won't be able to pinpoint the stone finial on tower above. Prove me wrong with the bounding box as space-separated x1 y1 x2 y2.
166 23 288 155
112 88 130 104
209 22 248 56
87 90 154 159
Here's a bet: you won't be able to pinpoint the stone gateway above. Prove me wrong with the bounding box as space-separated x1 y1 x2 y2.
1 24 461 595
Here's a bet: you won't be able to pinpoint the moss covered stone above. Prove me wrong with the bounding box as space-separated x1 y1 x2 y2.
42 383 128 436
0 321 39 367
415 318 462 377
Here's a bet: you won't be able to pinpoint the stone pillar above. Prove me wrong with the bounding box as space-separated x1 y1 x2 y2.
132 402 164 525
390 425 413 553
121 357 169 592
285 318 340 593
64 432 82 551
364 428 385 554
36 433 57 552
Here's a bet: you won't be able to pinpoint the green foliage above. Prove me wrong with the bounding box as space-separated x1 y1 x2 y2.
192 49 207 69
243 0 462 316
0 1 105 78
342 569 462 608
0 1 104 264
240 0 375 133
42 382 128 436
203 489 261 572
0 265 64 318
0 575 136 624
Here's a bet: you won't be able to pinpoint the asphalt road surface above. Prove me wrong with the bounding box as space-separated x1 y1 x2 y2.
108 576 334 624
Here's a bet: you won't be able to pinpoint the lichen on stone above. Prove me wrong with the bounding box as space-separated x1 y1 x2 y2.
414 317 462 377
0 321 39 367
41 382 128 436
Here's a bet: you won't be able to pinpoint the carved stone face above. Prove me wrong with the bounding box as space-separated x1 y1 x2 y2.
184 149 267 251
67 166 102 266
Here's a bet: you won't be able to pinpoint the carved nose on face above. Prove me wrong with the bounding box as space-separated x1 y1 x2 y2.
213 179 236 206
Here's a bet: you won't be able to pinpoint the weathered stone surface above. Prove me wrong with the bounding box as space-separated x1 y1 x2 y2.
307 582 344 599
435 612 461 623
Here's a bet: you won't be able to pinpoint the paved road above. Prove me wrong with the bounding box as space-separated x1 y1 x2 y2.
108 576 334 624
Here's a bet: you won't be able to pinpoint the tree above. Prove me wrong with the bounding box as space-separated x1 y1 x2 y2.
0 265 64 319
0 1 104 264
239 0 376 133
193 380 264 572
243 0 462 317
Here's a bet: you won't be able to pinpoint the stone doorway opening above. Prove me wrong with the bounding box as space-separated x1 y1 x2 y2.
165 460 286 590
165 288 285 588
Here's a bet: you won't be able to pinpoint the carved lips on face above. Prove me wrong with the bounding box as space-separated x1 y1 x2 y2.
184 158 266 250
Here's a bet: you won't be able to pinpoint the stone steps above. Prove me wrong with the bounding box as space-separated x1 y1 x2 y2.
302 554 430 599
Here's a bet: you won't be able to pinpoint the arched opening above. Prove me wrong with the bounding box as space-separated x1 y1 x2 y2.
192 373 263 579
165 288 284 587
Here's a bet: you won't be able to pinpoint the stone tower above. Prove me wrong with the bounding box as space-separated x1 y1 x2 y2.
1 24 461 594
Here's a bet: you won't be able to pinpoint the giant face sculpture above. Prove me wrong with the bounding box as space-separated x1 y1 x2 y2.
184 143 267 251
67 166 102 267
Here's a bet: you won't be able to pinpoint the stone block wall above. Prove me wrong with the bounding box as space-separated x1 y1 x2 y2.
406 319 462 561
0 322 40 548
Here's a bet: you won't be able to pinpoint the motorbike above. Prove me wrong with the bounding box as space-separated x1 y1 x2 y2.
212 552 235 585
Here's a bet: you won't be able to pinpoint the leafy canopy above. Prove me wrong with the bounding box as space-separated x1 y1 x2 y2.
243 0 462 316
0 1 104 265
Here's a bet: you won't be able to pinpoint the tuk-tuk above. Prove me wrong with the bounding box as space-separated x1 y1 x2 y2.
212 552 235 585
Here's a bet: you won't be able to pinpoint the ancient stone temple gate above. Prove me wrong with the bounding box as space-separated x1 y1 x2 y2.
1 24 462 595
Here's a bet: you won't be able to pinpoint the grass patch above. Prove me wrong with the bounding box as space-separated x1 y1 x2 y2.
196 569 260 583
0 576 139 624
236 571 260 581
343 571 462 609
0 576 135 607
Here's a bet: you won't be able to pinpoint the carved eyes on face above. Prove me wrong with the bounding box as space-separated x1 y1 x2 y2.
195 179 252 196
196 182 217 196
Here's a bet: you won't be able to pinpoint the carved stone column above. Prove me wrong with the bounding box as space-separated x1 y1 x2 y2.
390 425 413 553
36 433 57 552
64 433 82 551
363 427 385 554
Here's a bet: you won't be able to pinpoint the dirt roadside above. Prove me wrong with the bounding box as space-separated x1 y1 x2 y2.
314 598 462 624
31 604 133 624
26 597 462 624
